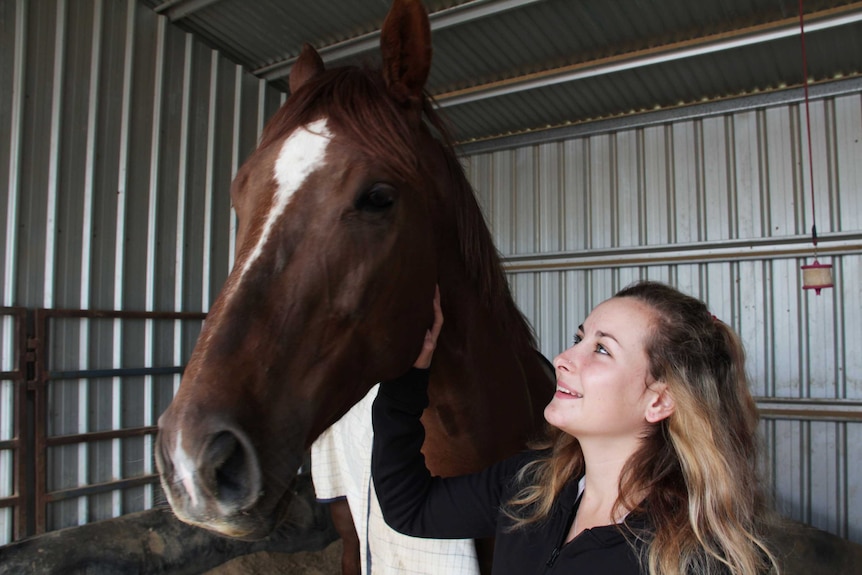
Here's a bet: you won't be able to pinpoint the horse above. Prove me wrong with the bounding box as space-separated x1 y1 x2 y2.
154 0 553 572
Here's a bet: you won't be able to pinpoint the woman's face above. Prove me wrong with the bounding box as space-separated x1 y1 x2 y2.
544 296 668 443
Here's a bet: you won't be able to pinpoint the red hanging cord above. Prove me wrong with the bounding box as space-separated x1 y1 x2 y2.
798 0 818 255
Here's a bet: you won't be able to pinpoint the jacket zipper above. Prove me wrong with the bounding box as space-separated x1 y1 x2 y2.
546 498 580 569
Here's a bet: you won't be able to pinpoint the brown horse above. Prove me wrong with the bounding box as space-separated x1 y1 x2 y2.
155 0 552 571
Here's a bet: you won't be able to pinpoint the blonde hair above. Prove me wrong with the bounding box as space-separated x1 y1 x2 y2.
504 281 779 575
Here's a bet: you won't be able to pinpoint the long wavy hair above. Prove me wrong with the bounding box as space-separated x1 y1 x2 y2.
504 280 779 575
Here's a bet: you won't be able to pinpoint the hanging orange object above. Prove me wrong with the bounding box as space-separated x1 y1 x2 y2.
797 0 833 296
801 260 833 295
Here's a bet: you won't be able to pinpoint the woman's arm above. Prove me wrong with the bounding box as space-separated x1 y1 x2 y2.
371 367 517 539
371 289 522 539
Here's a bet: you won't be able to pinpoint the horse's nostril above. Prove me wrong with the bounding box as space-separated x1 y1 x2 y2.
204 430 259 509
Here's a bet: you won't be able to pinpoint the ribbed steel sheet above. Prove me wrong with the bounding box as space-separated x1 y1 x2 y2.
140 0 862 143
2 0 861 548
466 90 862 542
0 0 282 541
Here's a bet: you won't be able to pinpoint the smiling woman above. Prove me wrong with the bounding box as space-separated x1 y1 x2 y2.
544 296 672 448
372 280 783 575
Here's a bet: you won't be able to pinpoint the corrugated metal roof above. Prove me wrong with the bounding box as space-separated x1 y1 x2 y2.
142 0 862 145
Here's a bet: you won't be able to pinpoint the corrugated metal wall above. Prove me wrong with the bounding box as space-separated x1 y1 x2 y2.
466 91 862 543
1 0 860 550
0 0 283 542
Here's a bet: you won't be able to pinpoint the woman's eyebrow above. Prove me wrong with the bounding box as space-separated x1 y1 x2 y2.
596 330 621 346
581 324 621 346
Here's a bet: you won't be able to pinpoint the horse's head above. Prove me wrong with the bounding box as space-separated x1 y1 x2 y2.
155 0 446 538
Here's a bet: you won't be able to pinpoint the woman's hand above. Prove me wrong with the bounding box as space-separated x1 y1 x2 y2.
413 286 443 369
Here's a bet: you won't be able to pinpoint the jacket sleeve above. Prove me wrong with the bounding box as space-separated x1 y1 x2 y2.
371 367 524 540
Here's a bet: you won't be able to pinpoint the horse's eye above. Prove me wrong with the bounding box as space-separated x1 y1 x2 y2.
357 184 395 212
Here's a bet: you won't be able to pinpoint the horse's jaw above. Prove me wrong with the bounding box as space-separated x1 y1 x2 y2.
156 456 303 540
161 486 297 541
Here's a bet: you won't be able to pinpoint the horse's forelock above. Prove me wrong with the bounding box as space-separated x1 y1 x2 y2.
260 66 421 188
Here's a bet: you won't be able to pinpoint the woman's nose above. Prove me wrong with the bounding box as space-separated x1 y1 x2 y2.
553 347 576 371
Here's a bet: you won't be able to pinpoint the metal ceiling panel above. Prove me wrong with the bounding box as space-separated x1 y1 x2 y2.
440 21 862 142
142 0 862 144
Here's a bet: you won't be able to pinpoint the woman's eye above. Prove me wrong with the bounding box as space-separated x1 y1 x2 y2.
572 334 582 345
595 343 609 355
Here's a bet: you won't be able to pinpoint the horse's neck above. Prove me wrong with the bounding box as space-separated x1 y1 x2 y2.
421 279 552 475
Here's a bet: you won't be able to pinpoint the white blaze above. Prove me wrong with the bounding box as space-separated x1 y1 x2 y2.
172 431 201 508
168 122 333 513
236 118 332 283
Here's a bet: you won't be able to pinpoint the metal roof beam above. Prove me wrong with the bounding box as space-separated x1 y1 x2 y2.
437 4 862 108
154 0 226 22
255 0 544 82
456 76 862 153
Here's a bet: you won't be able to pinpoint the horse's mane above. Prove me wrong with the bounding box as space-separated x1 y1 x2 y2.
258 65 537 352
421 99 538 353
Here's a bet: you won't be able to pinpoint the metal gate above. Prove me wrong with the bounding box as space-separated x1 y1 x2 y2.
0 308 205 544
0 307 28 542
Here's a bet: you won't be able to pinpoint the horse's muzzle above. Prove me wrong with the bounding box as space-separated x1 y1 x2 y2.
155 421 272 539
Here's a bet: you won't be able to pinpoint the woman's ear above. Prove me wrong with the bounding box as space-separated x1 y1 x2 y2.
645 383 675 423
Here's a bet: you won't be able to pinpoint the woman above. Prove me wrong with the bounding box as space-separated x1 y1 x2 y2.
371 281 779 574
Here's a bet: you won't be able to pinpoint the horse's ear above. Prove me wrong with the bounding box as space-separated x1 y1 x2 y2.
380 0 432 109
290 43 325 94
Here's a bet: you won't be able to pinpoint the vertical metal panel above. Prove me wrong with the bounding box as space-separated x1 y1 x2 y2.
1 0 25 310
42 0 65 310
0 308 27 544
209 58 237 287
112 0 138 526
561 139 589 252
0 362 11 544
834 96 862 232
0 0 283 538
227 64 242 270
670 121 701 243
142 26 165 489
0 0 27 545
613 129 642 247
849 422 862 541
731 110 766 239
536 142 562 253
764 106 803 238
468 90 862 543
487 149 514 254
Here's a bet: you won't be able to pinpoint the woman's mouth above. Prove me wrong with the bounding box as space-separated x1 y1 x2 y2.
555 385 583 398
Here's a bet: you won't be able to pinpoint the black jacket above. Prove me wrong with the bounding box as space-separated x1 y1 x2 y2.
371 368 649 575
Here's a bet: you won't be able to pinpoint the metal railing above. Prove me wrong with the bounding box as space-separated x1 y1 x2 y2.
0 307 29 542
1 307 206 541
